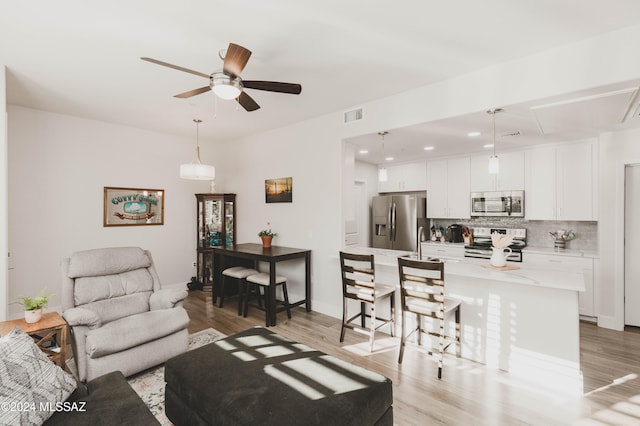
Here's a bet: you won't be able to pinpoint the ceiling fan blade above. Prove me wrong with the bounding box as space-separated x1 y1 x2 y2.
223 43 252 78
236 91 260 112
174 86 212 99
141 57 209 79
242 80 302 95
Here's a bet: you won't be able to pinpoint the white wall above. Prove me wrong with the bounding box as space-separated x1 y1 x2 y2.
598 128 640 330
213 114 345 318
6 106 212 319
1 66 7 320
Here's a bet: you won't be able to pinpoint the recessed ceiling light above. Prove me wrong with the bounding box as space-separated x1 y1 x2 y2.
359 149 369 154
483 144 494 149
468 131 481 137
423 146 435 151
385 156 394 161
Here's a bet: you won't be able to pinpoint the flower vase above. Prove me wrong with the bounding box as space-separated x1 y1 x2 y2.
25 309 42 324
490 247 512 267
260 235 273 248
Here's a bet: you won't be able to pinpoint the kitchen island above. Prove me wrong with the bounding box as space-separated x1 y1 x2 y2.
344 246 584 388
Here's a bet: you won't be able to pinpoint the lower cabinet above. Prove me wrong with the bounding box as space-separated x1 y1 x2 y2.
524 252 597 318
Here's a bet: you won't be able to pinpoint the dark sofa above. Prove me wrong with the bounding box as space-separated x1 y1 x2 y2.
45 371 159 425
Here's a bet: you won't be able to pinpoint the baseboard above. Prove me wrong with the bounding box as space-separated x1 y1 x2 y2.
597 314 624 331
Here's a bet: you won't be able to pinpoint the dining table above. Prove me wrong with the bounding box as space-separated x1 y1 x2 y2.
211 243 312 326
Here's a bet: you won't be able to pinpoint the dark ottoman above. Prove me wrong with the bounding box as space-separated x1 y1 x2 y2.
165 327 393 425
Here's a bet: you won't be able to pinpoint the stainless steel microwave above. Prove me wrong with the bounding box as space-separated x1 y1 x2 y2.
470 190 524 217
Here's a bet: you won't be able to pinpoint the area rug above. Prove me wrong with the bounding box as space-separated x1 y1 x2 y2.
127 328 226 425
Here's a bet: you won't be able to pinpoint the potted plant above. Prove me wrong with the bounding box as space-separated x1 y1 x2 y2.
13 288 55 323
258 223 277 248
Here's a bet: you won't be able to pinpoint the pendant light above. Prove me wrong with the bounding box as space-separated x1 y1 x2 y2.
378 131 389 182
180 119 216 180
487 108 503 174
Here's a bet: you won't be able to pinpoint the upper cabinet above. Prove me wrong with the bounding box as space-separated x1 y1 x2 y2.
426 157 470 219
378 161 426 193
470 151 525 192
525 141 597 221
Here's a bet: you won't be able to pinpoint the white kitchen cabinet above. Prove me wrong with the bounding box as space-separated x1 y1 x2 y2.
525 141 596 221
420 242 465 260
426 157 470 219
557 143 596 221
470 151 525 192
524 252 597 318
378 161 426 193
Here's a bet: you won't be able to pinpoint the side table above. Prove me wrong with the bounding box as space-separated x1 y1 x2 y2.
0 311 68 371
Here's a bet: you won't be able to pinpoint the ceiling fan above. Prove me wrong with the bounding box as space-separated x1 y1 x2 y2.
141 43 302 112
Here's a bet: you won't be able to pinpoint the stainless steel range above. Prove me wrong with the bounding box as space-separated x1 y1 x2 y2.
464 227 527 262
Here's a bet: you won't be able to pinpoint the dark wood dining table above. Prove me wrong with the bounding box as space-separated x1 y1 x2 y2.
211 243 312 326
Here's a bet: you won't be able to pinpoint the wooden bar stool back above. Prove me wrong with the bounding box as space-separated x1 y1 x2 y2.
339 251 396 352
397 256 461 379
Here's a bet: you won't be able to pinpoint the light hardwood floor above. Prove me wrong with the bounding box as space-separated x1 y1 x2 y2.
184 290 640 425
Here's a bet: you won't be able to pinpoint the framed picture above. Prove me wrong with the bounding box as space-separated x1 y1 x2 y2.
265 177 293 203
103 187 164 226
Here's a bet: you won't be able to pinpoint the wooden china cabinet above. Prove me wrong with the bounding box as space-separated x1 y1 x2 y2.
195 193 236 289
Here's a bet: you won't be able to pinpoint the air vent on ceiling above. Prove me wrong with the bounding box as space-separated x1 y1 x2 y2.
344 107 363 124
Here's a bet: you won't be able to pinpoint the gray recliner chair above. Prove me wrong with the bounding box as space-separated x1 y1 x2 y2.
61 247 189 382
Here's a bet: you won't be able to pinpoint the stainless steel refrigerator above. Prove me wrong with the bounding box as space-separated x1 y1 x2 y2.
371 195 427 251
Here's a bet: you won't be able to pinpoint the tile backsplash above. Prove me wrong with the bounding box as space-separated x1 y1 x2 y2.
431 217 598 251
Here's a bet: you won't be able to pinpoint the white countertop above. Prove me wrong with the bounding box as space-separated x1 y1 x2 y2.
344 246 585 292
522 246 599 258
420 240 599 258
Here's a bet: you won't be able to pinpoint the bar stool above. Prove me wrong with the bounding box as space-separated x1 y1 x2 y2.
244 272 292 326
221 266 259 315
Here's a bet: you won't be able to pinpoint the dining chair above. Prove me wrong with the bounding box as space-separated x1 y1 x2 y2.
339 252 396 352
397 256 461 379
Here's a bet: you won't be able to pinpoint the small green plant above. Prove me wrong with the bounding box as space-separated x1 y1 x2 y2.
13 288 55 311
258 221 277 237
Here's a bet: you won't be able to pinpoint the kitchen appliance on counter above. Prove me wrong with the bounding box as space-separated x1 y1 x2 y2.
464 227 527 262
445 224 464 243
371 194 428 251
470 190 524 217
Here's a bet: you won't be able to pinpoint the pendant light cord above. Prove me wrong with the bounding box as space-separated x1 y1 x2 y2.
194 118 203 164
492 110 496 157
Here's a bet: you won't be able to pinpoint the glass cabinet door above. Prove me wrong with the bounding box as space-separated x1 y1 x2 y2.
225 200 234 247
203 199 223 247
195 193 237 287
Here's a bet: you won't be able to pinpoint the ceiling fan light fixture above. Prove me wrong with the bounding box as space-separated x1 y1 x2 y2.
211 73 242 100
180 119 215 181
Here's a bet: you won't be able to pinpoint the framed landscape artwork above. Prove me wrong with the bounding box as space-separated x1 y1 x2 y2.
265 177 293 203
103 186 165 226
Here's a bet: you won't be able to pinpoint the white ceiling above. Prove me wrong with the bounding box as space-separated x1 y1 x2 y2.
3 0 640 160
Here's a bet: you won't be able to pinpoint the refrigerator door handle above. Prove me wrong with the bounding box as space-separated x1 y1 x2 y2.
390 203 397 242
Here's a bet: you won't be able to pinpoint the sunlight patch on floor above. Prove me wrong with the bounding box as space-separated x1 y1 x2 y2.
342 336 398 356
